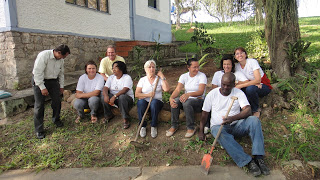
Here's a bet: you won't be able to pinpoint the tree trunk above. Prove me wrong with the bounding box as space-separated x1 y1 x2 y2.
175 0 181 30
263 0 300 79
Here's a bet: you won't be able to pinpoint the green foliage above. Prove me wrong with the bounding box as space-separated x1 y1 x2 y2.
246 29 269 64
130 46 145 80
284 39 311 75
150 34 164 67
190 22 215 55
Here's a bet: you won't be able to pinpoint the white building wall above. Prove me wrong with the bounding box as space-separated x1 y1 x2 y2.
0 1 6 28
15 0 130 39
135 0 170 24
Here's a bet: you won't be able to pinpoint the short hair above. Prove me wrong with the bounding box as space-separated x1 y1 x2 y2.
84 60 97 74
222 72 236 85
112 61 127 74
106 44 116 52
220 54 235 73
54 44 70 55
187 57 198 67
234 47 248 60
144 60 156 69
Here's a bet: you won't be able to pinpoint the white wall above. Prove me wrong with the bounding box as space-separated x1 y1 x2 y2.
135 0 170 24
0 1 6 28
15 0 130 39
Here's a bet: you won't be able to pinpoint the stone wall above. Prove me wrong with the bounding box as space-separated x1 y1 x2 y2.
0 31 114 90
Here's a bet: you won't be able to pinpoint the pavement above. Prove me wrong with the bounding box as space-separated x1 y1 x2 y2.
0 165 286 180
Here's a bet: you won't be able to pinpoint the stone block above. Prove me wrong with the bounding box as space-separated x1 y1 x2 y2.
0 33 5 42
0 98 28 118
14 49 26 58
67 94 76 103
21 33 31 44
63 90 72 101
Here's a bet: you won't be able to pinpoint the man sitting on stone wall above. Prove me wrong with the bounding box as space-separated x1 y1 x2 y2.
98 45 125 81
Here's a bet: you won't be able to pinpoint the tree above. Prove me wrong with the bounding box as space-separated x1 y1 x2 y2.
263 0 301 78
174 0 195 29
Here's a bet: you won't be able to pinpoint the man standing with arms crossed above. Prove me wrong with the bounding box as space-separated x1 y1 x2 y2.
32 44 70 139
98 45 125 81
198 72 270 177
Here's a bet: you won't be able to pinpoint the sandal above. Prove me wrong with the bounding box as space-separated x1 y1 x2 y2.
123 119 130 129
91 116 98 123
75 116 81 124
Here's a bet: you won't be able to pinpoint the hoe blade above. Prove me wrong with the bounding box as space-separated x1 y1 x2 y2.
200 154 213 175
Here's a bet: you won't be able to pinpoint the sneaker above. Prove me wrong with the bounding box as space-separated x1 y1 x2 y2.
151 127 157 138
248 160 261 177
255 159 270 175
185 128 197 138
140 127 146 138
166 127 177 137
204 127 210 134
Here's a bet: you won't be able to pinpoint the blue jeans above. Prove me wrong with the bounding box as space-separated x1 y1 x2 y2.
242 84 271 112
137 99 163 127
171 97 204 130
210 116 265 167
73 96 100 118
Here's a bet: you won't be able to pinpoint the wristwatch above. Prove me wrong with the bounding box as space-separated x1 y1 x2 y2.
161 77 166 80
113 94 117 98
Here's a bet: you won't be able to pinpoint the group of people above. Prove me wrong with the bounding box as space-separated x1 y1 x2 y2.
32 44 272 177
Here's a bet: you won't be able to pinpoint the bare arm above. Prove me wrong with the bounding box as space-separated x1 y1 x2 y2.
76 90 101 99
135 87 153 99
157 71 170 92
211 84 218 90
198 111 210 141
169 82 184 108
179 83 206 102
222 105 252 125
236 69 261 89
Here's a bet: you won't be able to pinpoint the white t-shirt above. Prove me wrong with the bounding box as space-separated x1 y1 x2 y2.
105 74 134 100
211 71 248 87
178 71 207 99
235 58 264 80
202 87 250 127
76 73 104 93
137 76 163 102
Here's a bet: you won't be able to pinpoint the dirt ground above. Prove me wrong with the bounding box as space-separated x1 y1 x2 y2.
5 60 319 179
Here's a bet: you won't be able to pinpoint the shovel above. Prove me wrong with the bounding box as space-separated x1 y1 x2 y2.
200 96 238 175
130 72 161 148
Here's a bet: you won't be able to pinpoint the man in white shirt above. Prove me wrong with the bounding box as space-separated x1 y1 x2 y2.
198 72 270 177
32 44 70 139
98 45 125 81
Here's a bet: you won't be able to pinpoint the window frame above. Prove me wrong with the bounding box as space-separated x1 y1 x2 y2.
148 0 157 9
66 0 109 13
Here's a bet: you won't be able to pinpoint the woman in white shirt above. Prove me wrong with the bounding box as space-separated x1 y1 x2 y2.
135 60 170 138
101 61 134 129
211 54 249 89
234 47 272 117
74 60 104 123
166 58 207 138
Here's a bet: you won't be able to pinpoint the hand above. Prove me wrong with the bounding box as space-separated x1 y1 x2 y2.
198 131 206 141
109 96 116 106
235 84 242 89
149 91 155 98
41 89 49 96
256 84 262 89
60 88 64 94
104 95 110 104
169 98 178 108
157 71 165 79
179 94 189 103
222 116 233 125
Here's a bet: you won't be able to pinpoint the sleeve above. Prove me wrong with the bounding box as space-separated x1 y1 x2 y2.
33 53 47 90
76 75 85 92
95 75 105 91
105 75 112 88
211 72 219 85
178 74 185 85
98 58 107 74
123 75 133 89
250 59 261 71
137 78 143 88
238 90 250 108
58 59 65 88
199 73 207 84
202 92 212 112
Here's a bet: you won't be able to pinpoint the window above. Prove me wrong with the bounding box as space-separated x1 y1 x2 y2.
66 0 108 13
148 0 157 9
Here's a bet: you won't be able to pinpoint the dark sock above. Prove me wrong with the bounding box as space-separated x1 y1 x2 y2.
254 155 263 160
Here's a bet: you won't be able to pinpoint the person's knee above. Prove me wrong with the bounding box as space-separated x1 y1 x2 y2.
74 99 83 109
246 85 257 95
247 116 261 126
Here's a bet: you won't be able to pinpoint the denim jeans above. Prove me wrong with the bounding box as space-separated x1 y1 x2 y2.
101 93 133 119
32 78 61 133
137 99 163 127
242 84 271 112
210 116 265 167
171 97 204 130
73 96 100 118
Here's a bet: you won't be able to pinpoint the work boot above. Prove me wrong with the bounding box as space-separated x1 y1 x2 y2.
255 159 270 175
247 160 261 177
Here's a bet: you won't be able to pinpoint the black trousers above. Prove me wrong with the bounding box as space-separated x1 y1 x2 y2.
32 78 61 133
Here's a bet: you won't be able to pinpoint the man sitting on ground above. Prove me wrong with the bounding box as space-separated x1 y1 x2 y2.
198 72 270 177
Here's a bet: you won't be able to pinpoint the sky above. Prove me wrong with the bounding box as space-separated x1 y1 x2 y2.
171 0 320 23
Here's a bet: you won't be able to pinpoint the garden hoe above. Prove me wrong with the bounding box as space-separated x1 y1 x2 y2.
200 96 238 175
130 71 161 148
